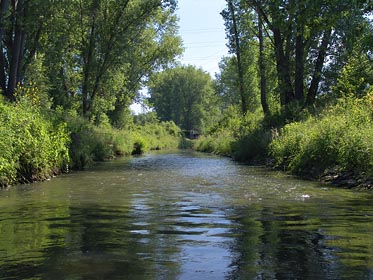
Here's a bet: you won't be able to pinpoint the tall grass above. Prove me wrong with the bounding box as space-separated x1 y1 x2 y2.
130 120 182 153
196 92 373 183
66 113 134 169
270 93 373 178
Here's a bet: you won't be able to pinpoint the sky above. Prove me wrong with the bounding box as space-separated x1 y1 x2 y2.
176 0 229 77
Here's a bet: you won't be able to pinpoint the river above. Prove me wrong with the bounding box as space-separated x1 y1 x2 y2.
1 150 373 279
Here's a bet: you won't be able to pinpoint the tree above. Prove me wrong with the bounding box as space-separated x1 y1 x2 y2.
257 6 269 115
0 0 53 101
107 4 182 127
148 65 218 132
74 0 181 119
222 0 247 114
244 0 372 109
221 0 260 114
215 56 241 109
0 0 181 119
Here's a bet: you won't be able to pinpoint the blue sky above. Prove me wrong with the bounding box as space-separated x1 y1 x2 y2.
176 0 229 77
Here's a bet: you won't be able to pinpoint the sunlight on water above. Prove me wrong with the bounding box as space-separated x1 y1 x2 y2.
1 150 373 279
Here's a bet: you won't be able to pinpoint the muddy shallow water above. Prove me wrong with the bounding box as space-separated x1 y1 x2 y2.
1 150 373 279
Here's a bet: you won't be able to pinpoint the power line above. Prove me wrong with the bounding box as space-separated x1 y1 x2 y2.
180 28 225 34
182 56 223 61
183 40 226 45
185 44 227 49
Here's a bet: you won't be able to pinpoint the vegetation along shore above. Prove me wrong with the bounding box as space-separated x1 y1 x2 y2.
0 1 372 189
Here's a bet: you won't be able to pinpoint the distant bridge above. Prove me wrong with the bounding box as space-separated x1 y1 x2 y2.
182 130 201 139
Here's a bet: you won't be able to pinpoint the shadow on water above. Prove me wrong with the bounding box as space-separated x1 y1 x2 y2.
1 150 373 279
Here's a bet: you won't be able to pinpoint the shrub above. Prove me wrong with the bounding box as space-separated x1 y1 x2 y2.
195 108 270 160
269 94 373 178
232 127 271 162
0 100 70 186
66 111 182 168
65 112 133 169
131 115 182 153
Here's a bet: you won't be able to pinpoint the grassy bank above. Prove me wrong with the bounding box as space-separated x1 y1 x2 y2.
194 106 271 161
270 94 373 186
195 94 373 188
58 111 183 170
0 99 182 187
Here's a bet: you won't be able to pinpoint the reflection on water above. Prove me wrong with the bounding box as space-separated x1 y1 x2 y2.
1 150 373 279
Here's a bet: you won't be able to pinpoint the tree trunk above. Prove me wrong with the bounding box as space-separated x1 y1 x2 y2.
273 27 294 106
306 28 332 106
6 0 23 101
81 17 96 118
228 0 247 115
295 26 305 101
16 31 26 84
22 21 42 78
258 9 268 115
0 0 9 95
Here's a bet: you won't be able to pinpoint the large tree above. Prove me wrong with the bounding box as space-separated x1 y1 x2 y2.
54 0 182 120
148 65 219 132
0 0 54 101
251 0 372 106
222 0 372 115
0 0 182 123
221 0 260 114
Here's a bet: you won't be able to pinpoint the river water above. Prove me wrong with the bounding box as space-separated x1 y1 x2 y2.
1 151 373 279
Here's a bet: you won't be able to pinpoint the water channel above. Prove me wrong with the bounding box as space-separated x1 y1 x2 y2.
1 150 373 279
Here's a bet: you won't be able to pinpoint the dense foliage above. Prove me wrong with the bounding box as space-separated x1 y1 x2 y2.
0 0 182 123
0 98 70 186
0 0 372 187
270 92 373 178
221 0 373 115
0 96 182 186
148 65 219 132
0 0 183 186
194 106 269 160
66 111 181 170
195 0 373 186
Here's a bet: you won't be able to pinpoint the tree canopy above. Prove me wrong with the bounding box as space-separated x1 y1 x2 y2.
148 65 219 132
0 0 182 124
220 0 373 117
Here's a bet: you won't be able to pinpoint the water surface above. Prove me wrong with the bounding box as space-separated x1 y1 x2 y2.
1 150 373 279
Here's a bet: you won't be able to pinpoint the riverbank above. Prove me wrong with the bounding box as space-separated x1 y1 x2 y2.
0 100 70 187
0 99 182 187
194 94 373 190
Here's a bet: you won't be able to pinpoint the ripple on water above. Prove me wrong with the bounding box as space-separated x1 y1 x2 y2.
1 151 373 280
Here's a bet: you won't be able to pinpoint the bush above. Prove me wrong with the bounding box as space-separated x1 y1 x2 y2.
232 128 271 161
130 120 182 153
194 132 234 156
0 100 70 186
270 94 373 178
195 107 269 160
66 111 182 168
65 112 133 169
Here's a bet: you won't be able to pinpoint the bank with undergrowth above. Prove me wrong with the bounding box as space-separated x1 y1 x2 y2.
0 98 182 187
194 93 373 189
